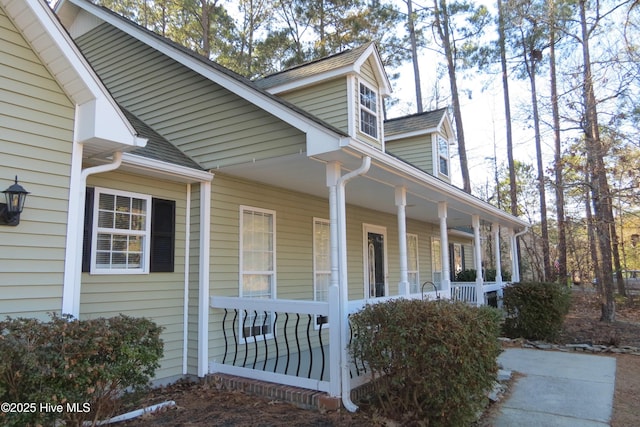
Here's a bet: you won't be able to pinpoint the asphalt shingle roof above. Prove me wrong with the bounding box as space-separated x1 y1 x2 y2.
122 108 204 170
254 42 374 90
384 108 448 137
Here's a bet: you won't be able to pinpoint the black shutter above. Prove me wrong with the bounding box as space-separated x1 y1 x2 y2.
82 187 95 272
150 198 175 272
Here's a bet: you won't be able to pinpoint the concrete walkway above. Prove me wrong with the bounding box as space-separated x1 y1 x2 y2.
491 348 617 426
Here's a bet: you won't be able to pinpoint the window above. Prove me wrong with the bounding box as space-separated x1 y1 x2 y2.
82 188 175 274
313 219 330 327
438 136 449 176
407 234 419 293
240 206 276 339
92 188 151 273
359 82 378 138
451 243 465 280
431 237 442 285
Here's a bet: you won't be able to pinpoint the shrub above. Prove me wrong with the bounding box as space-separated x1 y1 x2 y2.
502 282 571 341
349 299 502 426
0 314 163 427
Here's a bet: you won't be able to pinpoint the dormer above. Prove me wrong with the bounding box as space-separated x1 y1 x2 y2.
384 108 454 183
255 43 391 151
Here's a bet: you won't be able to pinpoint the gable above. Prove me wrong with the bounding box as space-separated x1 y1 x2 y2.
74 23 308 170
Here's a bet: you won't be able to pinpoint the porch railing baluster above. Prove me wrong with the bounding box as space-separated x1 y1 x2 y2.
222 309 229 365
306 314 313 379
273 312 279 373
232 309 238 366
262 311 269 371
252 310 259 369
295 313 301 376
242 310 249 368
318 321 325 381
284 313 290 375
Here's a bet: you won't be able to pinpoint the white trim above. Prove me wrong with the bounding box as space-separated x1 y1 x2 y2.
121 153 214 183
358 80 380 141
313 218 331 329
264 66 355 95
198 181 211 377
90 187 152 275
182 184 191 375
61 139 85 317
407 233 420 294
239 205 277 341
362 223 388 299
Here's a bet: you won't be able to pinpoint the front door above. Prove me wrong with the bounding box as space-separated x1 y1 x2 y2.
364 225 386 298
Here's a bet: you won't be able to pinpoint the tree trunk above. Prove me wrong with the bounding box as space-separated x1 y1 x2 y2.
498 0 518 218
548 0 567 284
407 0 423 113
433 0 471 193
579 0 615 322
522 30 552 281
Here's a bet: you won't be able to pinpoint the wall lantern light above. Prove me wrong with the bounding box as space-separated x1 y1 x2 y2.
0 176 29 226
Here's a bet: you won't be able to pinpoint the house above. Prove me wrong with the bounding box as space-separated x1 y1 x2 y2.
1 0 529 408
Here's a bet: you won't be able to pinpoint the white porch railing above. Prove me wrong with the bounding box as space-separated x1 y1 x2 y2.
450 281 508 305
209 296 333 393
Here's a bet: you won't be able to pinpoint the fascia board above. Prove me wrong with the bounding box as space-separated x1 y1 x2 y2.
353 44 392 96
120 153 214 183
264 67 356 95
12 0 144 150
344 139 530 229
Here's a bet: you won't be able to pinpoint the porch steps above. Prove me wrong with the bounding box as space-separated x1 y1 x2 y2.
204 373 341 411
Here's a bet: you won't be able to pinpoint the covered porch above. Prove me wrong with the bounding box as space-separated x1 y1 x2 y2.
207 142 529 407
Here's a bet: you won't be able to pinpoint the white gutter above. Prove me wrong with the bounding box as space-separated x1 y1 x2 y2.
62 151 123 318
336 156 371 412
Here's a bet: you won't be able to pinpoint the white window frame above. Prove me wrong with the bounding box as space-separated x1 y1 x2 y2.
91 187 152 275
407 233 420 294
313 218 331 328
431 237 442 286
437 135 450 177
359 81 379 139
239 206 276 341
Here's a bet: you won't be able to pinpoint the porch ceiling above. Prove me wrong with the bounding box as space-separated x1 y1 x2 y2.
216 150 528 231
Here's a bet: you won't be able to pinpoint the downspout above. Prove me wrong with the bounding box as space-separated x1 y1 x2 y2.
63 151 123 318
337 156 371 413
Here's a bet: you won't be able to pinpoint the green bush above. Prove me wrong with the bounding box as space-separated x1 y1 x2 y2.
454 268 477 282
349 299 502 426
502 282 571 341
0 314 163 427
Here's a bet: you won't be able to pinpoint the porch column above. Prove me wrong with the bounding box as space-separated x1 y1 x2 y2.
472 215 484 306
198 181 211 377
493 222 503 307
509 229 521 283
438 202 451 298
396 186 410 295
326 161 342 398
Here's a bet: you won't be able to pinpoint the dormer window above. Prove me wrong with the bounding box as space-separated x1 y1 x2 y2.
438 135 449 177
359 82 378 138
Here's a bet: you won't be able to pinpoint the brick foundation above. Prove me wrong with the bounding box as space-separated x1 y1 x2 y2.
205 373 341 411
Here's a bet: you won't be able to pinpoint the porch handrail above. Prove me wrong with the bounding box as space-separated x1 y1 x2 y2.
211 295 329 316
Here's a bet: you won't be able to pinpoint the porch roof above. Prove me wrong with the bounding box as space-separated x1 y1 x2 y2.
219 139 529 231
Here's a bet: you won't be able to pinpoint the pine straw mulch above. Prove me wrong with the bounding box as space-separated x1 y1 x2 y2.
118 288 640 426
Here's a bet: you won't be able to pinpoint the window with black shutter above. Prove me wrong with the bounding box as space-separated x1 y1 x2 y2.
82 187 175 273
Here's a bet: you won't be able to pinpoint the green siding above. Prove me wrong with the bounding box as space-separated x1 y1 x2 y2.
0 7 74 319
280 78 349 133
74 24 307 170
207 174 441 359
386 135 434 174
81 171 190 380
